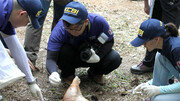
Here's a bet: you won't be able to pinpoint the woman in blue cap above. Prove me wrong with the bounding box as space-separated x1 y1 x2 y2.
132 19 180 101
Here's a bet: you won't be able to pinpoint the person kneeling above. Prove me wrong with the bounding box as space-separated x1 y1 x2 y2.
132 19 180 101
46 1 122 86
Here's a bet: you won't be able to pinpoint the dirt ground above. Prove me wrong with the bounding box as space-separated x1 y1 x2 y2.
0 0 154 100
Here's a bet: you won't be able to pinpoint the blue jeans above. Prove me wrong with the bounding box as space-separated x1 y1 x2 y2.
151 52 180 101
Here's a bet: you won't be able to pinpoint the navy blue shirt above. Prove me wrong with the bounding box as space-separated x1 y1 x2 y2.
47 13 114 51
159 37 180 72
0 0 16 35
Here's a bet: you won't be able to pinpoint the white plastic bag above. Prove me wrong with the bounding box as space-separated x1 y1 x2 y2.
0 41 25 89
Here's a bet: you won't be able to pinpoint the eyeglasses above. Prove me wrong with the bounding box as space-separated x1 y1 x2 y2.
63 21 84 31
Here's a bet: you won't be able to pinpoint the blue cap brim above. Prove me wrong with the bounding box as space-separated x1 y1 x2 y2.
60 14 81 24
31 16 41 29
130 37 147 47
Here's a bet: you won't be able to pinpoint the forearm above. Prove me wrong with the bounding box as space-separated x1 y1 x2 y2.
46 50 59 74
144 0 150 15
4 35 35 82
160 82 180 94
95 38 114 59
144 0 149 7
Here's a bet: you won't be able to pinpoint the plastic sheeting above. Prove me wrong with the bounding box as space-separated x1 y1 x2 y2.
0 41 25 89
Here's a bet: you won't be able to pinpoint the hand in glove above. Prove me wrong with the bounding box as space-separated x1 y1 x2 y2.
86 49 100 63
141 85 161 97
49 72 61 86
133 82 149 95
29 83 44 101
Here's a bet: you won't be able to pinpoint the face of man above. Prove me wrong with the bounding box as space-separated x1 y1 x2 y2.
63 19 88 36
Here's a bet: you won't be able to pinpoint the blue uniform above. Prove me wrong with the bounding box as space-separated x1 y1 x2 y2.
150 36 180 100
47 13 114 51
46 13 121 77
0 0 16 35
0 0 37 83
159 37 180 72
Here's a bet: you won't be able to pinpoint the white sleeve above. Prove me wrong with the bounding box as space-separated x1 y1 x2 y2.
4 35 35 83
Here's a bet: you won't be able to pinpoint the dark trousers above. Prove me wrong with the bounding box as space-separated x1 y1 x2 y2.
143 0 180 67
57 44 122 78
143 49 157 67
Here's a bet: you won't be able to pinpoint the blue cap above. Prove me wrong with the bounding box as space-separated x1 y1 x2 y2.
60 1 88 24
131 19 166 47
17 0 44 29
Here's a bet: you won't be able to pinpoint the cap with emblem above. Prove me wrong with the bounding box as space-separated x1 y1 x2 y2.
17 0 44 29
131 19 166 47
60 1 88 24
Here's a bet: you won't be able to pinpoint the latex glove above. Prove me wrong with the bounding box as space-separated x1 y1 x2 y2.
141 85 161 97
133 82 149 95
49 72 61 86
86 49 100 63
29 83 44 101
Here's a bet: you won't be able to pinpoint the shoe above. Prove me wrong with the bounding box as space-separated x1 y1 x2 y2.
88 69 104 85
62 75 75 85
130 62 153 75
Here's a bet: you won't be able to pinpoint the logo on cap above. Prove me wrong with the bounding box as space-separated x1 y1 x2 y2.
138 29 144 36
36 10 42 17
64 7 79 15
160 21 163 26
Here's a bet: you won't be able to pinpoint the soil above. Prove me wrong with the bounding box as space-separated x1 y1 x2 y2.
0 0 153 101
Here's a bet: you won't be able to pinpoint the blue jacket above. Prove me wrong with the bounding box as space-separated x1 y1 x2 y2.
159 37 180 72
47 13 114 51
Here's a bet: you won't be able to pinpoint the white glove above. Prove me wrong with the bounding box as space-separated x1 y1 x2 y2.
133 82 149 95
141 85 161 97
29 83 44 101
49 72 61 86
86 49 100 63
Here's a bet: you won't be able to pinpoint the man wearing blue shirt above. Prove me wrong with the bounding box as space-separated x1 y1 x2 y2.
0 0 44 100
46 1 122 86
24 0 73 65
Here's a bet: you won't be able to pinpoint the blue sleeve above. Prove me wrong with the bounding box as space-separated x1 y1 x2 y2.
172 47 180 70
47 21 64 51
2 22 16 35
94 15 114 41
46 50 59 74
38 0 51 25
160 82 180 94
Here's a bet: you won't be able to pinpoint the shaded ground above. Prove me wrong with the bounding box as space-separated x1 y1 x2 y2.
0 0 153 100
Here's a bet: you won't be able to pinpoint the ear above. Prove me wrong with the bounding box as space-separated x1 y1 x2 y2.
154 37 160 45
85 19 89 26
19 10 27 16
